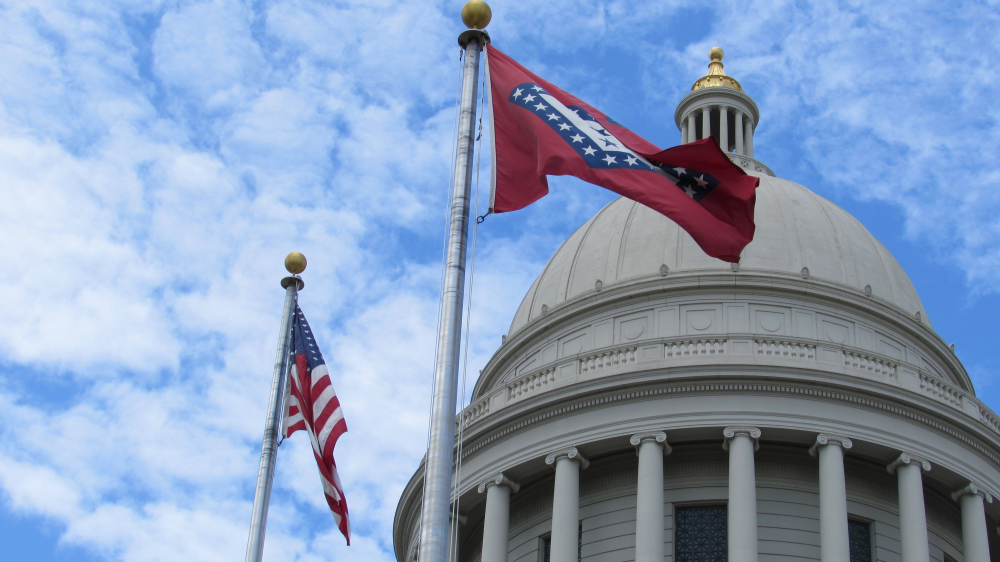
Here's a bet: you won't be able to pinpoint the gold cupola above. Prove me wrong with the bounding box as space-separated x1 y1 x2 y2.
691 47 743 92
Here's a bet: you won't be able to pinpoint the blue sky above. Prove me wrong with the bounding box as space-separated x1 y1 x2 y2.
1 1 999 561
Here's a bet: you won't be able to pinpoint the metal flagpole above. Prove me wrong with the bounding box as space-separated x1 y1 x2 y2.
418 3 491 562
245 252 307 562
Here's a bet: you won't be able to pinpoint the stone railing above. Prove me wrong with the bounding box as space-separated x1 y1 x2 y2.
754 339 816 359
980 406 1000 435
581 346 638 373
665 339 726 358
843 350 897 378
507 367 556 401
460 395 491 429
919 372 963 409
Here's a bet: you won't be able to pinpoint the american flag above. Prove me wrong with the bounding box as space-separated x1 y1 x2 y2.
282 305 350 544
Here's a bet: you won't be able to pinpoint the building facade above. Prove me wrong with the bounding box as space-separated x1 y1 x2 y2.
394 49 1000 562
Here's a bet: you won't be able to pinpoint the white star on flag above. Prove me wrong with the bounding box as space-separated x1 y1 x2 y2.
533 102 547 111
523 94 535 103
583 146 597 156
570 133 584 143
602 155 617 165
513 88 523 98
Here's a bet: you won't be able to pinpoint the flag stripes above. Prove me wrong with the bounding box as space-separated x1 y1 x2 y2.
282 306 350 544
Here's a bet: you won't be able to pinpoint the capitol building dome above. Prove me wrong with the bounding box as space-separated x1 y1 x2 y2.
395 49 1000 562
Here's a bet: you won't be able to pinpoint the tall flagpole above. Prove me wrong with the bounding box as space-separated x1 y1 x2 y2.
418 3 491 562
245 252 307 562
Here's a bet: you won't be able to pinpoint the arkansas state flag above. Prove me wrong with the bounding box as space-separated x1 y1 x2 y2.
486 46 757 263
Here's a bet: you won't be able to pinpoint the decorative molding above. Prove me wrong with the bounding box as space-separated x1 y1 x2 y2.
581 469 637 496
722 426 761 451
630 431 671 454
509 494 552 527
545 447 590 470
726 154 775 177
951 482 994 504
886 452 932 474
756 461 817 482
477 473 520 494
459 382 1000 467
809 434 854 457
664 460 728 479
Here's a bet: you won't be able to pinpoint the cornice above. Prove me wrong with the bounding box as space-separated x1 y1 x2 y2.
475 270 970 400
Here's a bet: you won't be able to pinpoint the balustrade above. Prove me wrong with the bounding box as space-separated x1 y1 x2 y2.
665 339 726 358
507 367 556 401
843 350 897 378
754 339 815 359
581 346 637 373
919 373 962 408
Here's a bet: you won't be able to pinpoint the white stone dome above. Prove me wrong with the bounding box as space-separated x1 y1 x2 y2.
509 173 929 336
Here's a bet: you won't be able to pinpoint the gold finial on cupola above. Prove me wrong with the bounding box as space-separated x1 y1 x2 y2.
692 47 743 92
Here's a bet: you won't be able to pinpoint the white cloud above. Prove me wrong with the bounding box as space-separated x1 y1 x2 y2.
2 1 1000 561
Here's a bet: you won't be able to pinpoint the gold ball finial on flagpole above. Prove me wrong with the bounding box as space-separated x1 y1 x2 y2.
709 46 724 61
284 252 307 275
461 0 492 29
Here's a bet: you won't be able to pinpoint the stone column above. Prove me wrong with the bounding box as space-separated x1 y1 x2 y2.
478 474 520 562
688 114 697 144
546 447 589 562
952 483 994 562
702 106 711 140
735 111 745 155
744 118 754 158
724 427 761 562
681 121 689 145
719 106 729 152
887 453 932 562
631 432 670 562
809 435 853 562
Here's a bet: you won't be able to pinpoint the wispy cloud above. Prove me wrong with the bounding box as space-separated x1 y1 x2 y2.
1 1 999 561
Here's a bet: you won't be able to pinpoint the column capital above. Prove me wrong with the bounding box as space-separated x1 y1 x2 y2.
630 431 671 454
952 482 994 504
722 426 761 451
478 472 520 494
887 452 931 474
545 447 590 470
809 433 853 457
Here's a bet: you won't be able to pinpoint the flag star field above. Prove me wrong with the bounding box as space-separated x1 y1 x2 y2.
0 1 999 562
